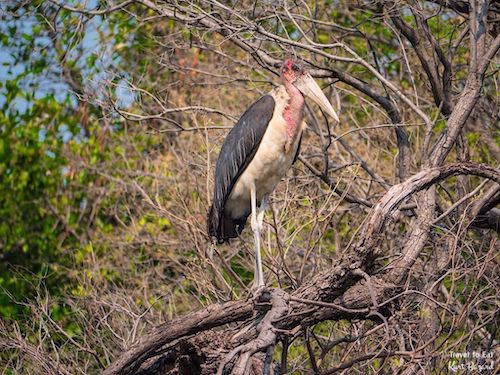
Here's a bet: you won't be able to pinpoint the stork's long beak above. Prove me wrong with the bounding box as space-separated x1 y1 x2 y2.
295 73 339 122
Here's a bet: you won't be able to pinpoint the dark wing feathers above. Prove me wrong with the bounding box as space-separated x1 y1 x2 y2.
208 95 275 242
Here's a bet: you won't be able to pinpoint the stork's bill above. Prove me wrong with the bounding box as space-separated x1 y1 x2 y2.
295 73 339 122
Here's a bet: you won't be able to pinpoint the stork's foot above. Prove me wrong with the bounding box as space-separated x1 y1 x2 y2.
251 272 265 293
250 282 267 297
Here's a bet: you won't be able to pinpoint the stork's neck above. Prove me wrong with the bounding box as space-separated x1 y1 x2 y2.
282 80 304 151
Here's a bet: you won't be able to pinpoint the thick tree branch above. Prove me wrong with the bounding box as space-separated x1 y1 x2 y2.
105 162 500 375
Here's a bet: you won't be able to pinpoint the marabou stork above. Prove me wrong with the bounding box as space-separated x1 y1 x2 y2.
208 59 339 289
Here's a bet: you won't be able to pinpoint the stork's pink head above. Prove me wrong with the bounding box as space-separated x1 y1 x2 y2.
280 59 340 122
281 59 305 83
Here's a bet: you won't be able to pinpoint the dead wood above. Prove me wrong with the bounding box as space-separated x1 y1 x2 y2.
104 162 500 375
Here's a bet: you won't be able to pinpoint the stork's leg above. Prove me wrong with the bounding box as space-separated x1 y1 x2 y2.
250 185 264 289
257 195 268 230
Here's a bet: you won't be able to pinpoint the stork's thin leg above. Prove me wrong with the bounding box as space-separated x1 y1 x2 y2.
257 195 268 230
250 185 264 289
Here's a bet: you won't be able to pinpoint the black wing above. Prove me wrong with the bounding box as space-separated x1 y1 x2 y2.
208 95 275 242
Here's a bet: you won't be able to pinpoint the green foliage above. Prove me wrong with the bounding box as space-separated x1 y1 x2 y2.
0 4 99 319
0 84 80 317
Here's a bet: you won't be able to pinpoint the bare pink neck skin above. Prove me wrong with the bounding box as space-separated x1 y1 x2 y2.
282 78 304 151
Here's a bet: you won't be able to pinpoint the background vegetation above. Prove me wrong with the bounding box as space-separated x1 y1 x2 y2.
0 0 498 374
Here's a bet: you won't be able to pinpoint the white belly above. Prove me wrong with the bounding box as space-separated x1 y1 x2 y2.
225 113 304 220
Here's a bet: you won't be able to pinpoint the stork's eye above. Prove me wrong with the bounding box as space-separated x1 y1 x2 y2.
292 64 300 72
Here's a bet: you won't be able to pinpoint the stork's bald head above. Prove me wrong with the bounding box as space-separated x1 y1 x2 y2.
281 59 305 83
281 59 339 122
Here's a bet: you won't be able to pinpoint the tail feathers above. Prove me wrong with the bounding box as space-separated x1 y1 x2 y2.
208 205 248 243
